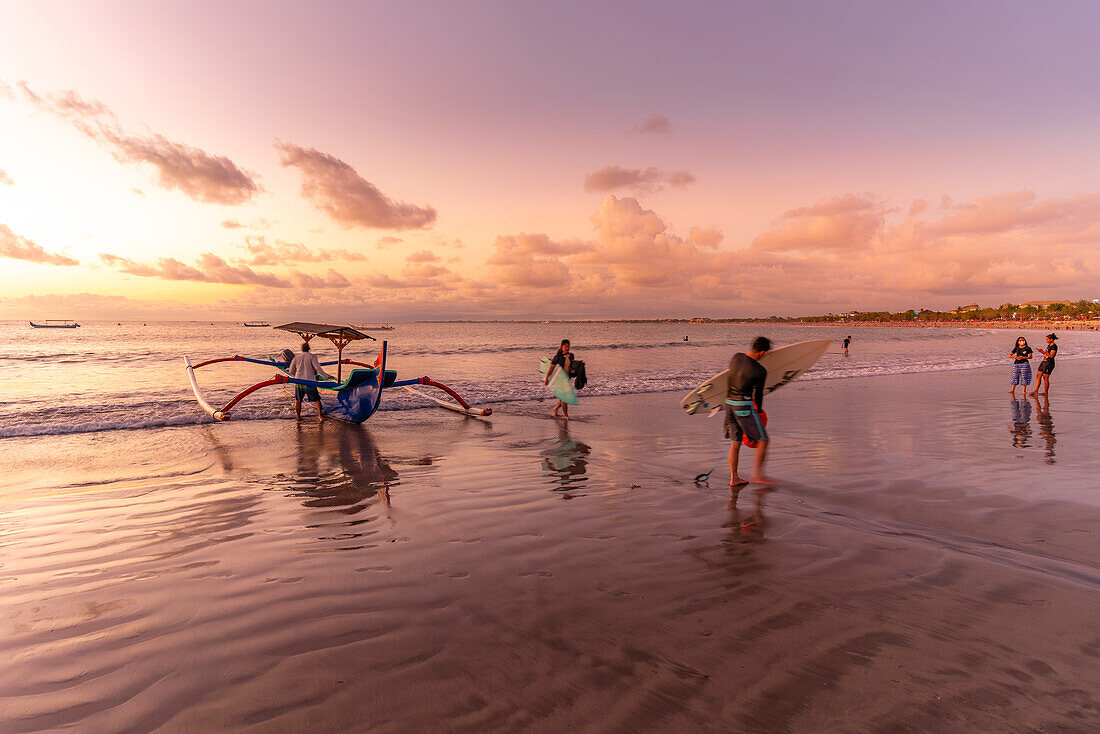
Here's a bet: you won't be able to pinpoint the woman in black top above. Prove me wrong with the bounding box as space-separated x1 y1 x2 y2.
546 339 573 418
1030 333 1058 396
1009 336 1033 397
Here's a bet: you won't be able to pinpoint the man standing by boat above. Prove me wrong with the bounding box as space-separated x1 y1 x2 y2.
288 342 332 421
727 336 776 487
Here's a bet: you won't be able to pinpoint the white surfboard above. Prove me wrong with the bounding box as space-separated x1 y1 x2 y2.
539 357 579 405
680 338 831 415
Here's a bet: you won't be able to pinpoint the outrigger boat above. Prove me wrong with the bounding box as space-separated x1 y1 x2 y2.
30 319 80 328
185 322 491 423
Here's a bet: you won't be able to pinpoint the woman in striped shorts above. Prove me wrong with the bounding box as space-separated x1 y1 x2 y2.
1009 336 1033 397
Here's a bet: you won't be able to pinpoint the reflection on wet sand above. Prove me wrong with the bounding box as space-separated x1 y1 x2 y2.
1009 398 1031 448
293 422 398 512
1032 394 1056 463
540 422 591 495
724 487 770 542
201 422 398 514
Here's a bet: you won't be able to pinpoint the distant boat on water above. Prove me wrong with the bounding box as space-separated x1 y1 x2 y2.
29 320 80 329
354 324 395 330
244 321 271 327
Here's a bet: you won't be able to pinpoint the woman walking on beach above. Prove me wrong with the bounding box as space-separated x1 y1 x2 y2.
546 339 574 419
1009 336 1033 397
1030 333 1058 396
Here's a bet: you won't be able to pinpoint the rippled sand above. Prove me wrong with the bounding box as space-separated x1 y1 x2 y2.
1 361 1097 732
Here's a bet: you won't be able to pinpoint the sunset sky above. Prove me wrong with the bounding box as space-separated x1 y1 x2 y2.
2 1 1099 320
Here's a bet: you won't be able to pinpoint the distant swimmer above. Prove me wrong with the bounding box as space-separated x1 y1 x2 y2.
546 339 574 419
684 336 689 341
288 341 333 421
843 335 851 356
1030 333 1058 396
1009 336 1033 397
726 336 775 487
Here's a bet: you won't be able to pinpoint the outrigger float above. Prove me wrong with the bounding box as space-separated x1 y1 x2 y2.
185 322 491 423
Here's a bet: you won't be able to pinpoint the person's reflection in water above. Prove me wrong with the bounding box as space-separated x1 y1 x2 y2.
540 422 591 496
1032 394 1056 463
295 422 397 512
1009 398 1032 449
724 486 770 542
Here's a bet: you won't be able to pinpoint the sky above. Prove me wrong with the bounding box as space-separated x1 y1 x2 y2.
2 0 1099 320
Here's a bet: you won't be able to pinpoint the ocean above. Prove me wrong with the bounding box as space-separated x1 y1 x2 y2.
3 320 1097 439
2 320 1098 730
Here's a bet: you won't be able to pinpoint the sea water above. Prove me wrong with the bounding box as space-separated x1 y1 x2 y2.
2 321 1098 438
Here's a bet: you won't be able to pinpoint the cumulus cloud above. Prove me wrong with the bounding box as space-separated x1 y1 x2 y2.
0 224 79 266
0 167 13 186
376 236 403 249
222 219 243 229
632 114 671 134
487 232 593 289
238 236 367 265
583 165 696 193
752 193 892 253
275 141 436 230
11 82 260 205
689 226 724 249
405 249 441 263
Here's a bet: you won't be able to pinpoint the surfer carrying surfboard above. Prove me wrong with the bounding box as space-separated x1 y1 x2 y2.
726 337 776 487
546 339 575 418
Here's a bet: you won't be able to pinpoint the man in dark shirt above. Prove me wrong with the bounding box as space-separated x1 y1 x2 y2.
726 336 776 487
843 336 851 356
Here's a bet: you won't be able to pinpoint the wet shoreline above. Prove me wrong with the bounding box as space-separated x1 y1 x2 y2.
1 360 1097 731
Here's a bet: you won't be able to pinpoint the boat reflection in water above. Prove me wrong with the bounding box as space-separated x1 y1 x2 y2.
293 422 398 514
540 422 591 496
1032 394 1056 464
201 422 398 528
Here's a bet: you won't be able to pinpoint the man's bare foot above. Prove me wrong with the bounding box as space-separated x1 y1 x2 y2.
751 476 777 486
730 477 748 488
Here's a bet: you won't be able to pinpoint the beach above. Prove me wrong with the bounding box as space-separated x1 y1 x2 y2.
2 343 1097 732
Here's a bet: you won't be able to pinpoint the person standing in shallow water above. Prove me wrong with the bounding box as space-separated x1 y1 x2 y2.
1009 336 1033 397
726 336 775 487
546 339 574 419
288 341 332 421
1030 333 1058 396
843 335 851 356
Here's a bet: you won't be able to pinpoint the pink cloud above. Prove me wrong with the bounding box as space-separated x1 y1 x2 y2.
101 252 291 287
0 167 13 186
405 249 441 263
275 141 436 230
13 82 260 205
238 236 367 265
0 224 79 266
689 226 724 249
752 193 891 252
632 114 671 135
583 165 696 194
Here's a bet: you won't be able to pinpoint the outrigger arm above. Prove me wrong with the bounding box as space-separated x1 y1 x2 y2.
185 356 491 421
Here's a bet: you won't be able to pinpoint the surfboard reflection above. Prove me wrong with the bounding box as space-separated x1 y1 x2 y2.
540 423 591 495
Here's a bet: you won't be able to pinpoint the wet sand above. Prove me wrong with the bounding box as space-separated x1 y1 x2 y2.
1 361 1098 732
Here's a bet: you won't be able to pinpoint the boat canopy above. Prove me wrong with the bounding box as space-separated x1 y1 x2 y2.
274 322 376 345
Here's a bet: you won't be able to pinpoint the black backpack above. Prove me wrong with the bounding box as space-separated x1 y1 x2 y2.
570 359 587 390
